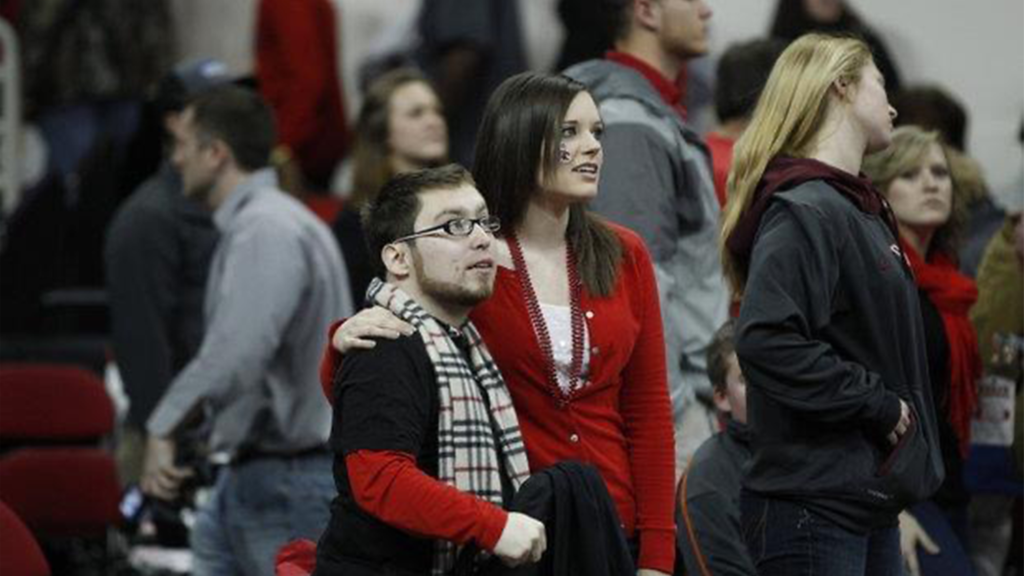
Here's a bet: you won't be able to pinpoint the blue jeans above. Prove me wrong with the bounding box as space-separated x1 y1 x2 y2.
191 454 335 576
741 493 905 576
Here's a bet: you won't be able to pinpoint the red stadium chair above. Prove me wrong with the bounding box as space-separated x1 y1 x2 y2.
0 500 51 576
0 448 121 537
0 363 114 442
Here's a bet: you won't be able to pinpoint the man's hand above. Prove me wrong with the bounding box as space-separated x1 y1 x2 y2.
140 436 193 501
492 512 546 567
899 511 940 576
332 306 414 353
887 399 911 445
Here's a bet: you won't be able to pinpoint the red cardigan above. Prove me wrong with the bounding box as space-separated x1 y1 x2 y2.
321 225 677 571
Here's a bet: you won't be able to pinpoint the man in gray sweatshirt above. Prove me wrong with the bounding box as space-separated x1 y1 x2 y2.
565 0 727 474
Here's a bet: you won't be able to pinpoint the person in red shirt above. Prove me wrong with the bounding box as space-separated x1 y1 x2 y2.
255 0 350 192
324 72 677 575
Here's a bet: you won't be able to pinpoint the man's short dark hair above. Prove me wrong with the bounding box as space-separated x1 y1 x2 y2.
706 320 736 393
189 85 276 172
362 164 476 278
714 38 786 123
603 0 633 43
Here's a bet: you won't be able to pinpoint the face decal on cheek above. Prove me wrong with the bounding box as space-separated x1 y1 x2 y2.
558 142 573 164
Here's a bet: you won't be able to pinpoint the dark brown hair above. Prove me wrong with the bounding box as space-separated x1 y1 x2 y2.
189 85 275 171
706 320 736 393
362 164 476 278
473 72 622 296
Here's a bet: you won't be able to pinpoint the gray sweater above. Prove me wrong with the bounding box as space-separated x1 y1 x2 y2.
565 59 729 424
148 169 353 455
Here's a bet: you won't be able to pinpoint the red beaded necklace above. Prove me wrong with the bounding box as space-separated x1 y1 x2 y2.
506 231 586 407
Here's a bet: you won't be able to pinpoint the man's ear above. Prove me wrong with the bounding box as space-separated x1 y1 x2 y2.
205 137 233 168
712 387 732 415
382 243 412 279
634 0 660 32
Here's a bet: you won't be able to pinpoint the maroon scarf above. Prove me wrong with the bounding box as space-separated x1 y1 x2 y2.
726 157 897 265
903 242 982 455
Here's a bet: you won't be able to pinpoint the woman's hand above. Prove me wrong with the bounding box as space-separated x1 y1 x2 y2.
887 399 911 445
332 306 414 353
898 510 940 576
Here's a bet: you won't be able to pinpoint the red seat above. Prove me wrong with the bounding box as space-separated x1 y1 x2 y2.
0 364 121 545
0 500 51 576
0 364 114 441
0 448 121 538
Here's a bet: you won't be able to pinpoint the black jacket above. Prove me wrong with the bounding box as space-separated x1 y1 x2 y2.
471 461 635 576
678 420 755 576
736 181 944 533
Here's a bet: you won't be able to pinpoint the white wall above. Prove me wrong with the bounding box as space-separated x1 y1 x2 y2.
705 0 1024 199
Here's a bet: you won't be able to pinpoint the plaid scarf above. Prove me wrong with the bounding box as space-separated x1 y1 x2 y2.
369 279 531 575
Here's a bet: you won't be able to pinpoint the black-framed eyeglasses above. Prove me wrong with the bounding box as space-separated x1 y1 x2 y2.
392 215 501 244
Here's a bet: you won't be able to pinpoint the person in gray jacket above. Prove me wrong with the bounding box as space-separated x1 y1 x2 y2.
564 0 727 473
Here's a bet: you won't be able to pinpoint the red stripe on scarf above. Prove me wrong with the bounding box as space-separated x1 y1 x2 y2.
903 241 982 456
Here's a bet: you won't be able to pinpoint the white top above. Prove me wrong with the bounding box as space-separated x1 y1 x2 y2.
539 303 591 394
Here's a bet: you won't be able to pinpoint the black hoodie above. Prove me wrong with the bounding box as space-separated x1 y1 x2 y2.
734 171 944 533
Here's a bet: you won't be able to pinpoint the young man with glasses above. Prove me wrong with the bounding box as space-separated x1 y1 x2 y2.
313 164 546 576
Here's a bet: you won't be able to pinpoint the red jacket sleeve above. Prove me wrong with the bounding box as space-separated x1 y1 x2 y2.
255 0 333 153
320 319 345 402
617 232 677 571
346 450 508 550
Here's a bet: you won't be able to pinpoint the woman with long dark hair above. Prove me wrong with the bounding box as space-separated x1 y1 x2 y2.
327 72 677 574
720 34 944 575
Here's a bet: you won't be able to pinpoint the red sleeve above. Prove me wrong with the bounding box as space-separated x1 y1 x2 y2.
255 0 334 152
346 450 508 550
617 232 677 572
319 319 345 402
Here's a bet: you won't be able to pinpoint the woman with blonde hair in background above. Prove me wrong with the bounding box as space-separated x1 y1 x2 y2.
721 34 944 575
332 68 448 304
864 126 980 576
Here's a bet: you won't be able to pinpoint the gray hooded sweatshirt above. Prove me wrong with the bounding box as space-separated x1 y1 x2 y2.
565 59 729 432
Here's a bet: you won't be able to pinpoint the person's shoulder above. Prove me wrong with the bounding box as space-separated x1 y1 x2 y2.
603 220 642 249
106 178 180 246
777 180 854 211
601 220 654 264
684 433 735 493
233 189 311 235
345 333 429 374
688 431 728 468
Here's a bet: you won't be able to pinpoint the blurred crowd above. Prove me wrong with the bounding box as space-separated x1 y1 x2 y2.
0 0 1020 575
